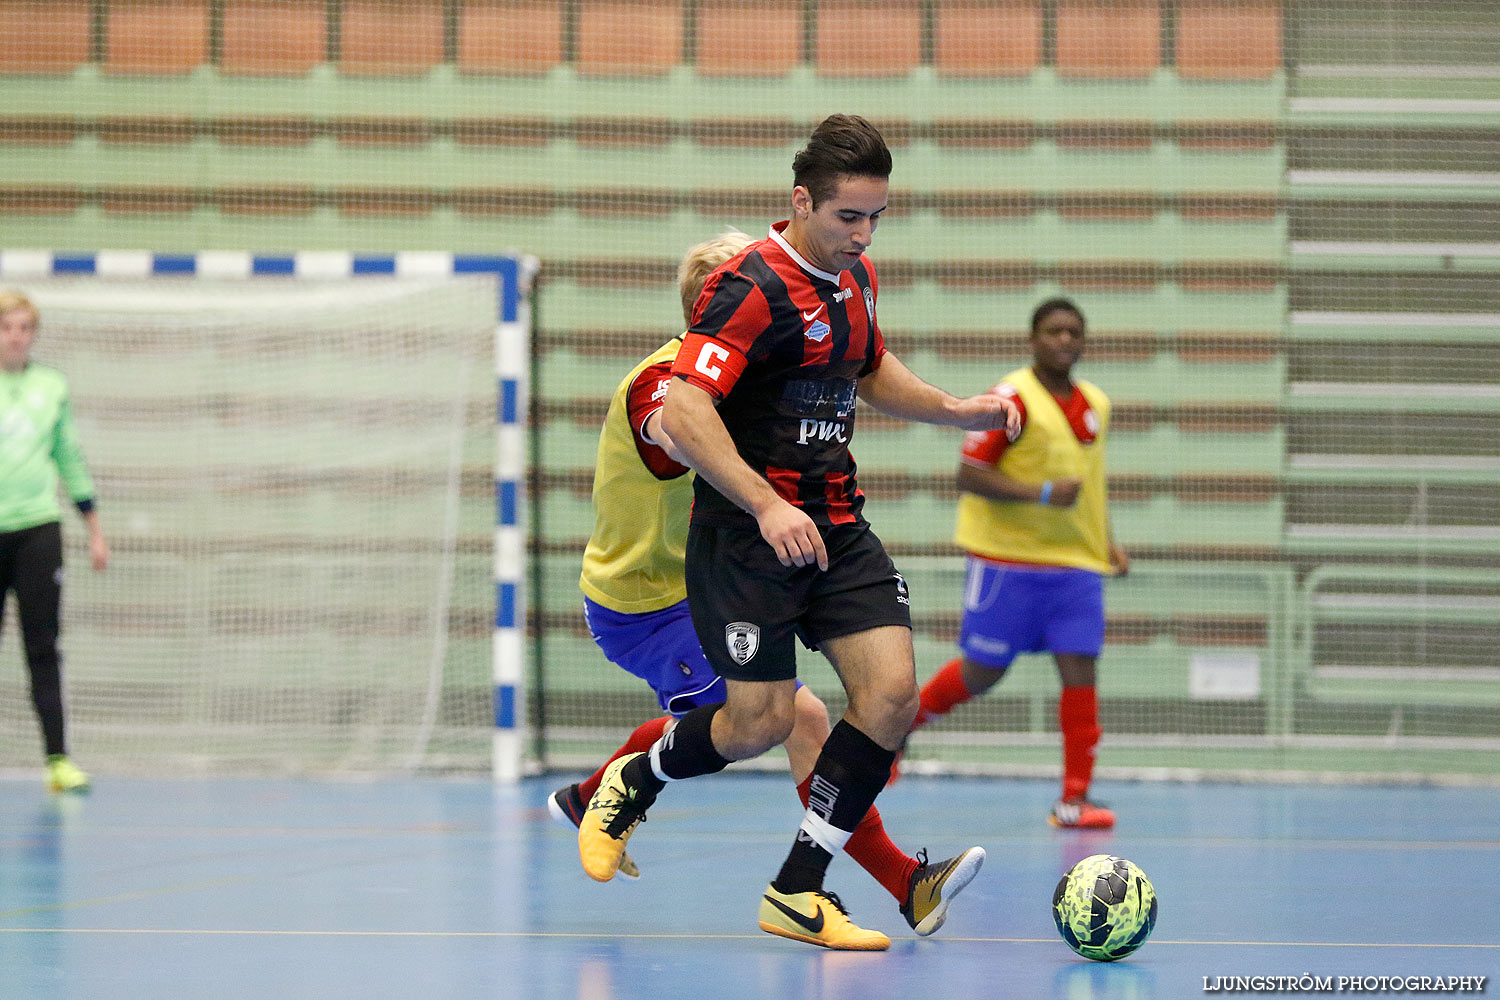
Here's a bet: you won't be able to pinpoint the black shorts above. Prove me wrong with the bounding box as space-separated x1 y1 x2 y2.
683 520 913 682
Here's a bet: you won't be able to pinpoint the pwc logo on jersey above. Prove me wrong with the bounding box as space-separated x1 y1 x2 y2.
797 419 848 445
725 622 760 665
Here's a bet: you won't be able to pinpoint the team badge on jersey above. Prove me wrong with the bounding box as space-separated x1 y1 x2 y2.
725 622 761 664
863 286 875 323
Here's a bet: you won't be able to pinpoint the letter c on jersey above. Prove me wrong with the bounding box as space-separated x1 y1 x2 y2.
695 342 732 382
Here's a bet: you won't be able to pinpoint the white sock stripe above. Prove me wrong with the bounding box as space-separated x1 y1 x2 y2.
647 739 673 783
798 810 853 855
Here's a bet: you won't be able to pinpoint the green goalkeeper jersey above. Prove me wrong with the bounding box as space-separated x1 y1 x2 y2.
0 363 96 533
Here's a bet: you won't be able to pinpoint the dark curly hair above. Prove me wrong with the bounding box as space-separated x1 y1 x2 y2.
792 115 892 207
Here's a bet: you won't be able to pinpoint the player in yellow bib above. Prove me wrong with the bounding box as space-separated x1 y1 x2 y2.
903 299 1129 828
550 232 984 940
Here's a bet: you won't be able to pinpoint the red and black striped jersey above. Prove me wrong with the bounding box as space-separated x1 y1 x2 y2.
671 220 887 530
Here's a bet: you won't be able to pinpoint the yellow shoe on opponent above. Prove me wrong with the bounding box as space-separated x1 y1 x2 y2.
577 753 651 882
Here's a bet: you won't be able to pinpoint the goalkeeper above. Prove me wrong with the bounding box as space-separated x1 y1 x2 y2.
0 291 109 793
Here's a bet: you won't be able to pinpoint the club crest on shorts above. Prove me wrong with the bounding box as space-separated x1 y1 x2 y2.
725 621 761 665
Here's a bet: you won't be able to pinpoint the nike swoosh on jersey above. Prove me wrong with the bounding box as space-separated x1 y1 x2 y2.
800 306 825 323
763 894 825 933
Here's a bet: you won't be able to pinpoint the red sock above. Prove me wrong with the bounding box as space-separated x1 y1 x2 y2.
578 716 672 803
913 658 974 730
796 774 918 903
1058 685 1102 801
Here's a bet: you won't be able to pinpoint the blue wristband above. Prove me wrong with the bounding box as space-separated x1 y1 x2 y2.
1038 481 1054 505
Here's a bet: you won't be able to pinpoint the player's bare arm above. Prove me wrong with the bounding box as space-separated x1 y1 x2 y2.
82 509 110 572
857 352 1020 434
957 462 1082 507
641 407 688 465
660 378 829 571
1107 517 1129 576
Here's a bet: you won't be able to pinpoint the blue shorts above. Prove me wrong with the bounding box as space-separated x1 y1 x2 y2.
957 558 1105 669
583 597 727 716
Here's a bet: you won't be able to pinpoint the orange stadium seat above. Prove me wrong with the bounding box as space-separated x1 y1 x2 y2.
105 0 210 75
339 0 445 77
576 0 683 77
458 0 564 75
1176 0 1281 79
934 0 1041 77
817 0 921 78
695 0 802 78
0 0 91 74
221 0 327 76
1056 0 1160 79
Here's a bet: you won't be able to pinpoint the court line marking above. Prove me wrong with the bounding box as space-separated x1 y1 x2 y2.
0 928 1495 949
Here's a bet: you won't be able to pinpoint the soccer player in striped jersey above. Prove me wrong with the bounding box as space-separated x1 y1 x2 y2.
0 291 109 794
552 231 983 938
903 298 1129 829
577 115 1020 950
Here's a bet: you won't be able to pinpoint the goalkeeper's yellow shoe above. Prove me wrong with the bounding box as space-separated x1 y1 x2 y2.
900 846 986 936
45 755 90 794
577 753 651 882
758 885 890 951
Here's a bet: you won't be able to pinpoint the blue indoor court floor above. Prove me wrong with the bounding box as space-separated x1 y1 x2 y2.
2 771 1496 1000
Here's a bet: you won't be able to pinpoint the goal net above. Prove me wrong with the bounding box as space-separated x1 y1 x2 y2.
0 265 497 776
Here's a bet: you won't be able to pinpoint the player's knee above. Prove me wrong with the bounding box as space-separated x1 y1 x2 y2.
888 682 920 731
759 703 798 749
791 690 832 743
856 677 919 731
721 699 796 754
963 658 1008 694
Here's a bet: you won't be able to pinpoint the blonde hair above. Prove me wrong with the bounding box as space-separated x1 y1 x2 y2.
677 230 754 326
0 290 39 324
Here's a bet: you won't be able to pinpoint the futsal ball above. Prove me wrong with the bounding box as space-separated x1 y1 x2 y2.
1052 854 1158 961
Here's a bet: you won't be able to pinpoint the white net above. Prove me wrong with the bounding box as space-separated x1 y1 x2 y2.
0 275 495 775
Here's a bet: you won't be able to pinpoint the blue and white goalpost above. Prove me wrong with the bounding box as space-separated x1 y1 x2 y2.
489 254 534 785
0 250 537 783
